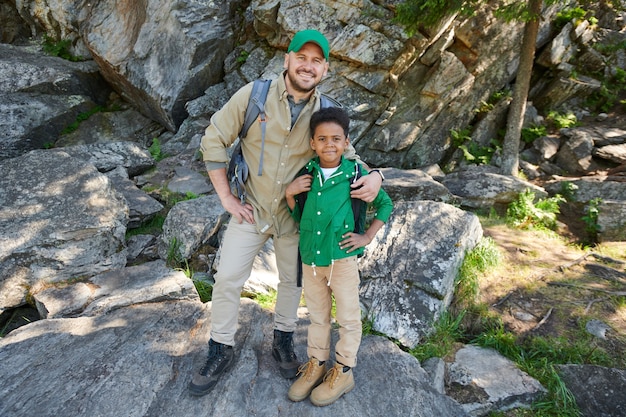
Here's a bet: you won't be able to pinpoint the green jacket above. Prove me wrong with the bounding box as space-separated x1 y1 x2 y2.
199 74 359 237
290 157 393 267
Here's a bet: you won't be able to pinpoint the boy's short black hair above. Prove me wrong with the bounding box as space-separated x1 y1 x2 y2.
310 107 350 137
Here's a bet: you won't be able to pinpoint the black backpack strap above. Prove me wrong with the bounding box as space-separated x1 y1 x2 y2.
350 162 367 234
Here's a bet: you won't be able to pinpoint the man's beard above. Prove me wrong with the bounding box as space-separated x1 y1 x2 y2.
286 69 318 94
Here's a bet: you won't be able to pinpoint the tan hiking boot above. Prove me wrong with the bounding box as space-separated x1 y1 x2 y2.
287 358 326 402
310 362 355 406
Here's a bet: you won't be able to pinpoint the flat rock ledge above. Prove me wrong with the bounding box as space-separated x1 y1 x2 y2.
0 298 469 417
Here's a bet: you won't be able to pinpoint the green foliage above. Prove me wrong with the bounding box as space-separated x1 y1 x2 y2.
546 111 579 129
42 34 83 61
585 68 626 113
149 138 166 162
559 181 578 202
450 128 471 147
521 124 547 143
450 128 500 165
554 6 591 29
236 50 249 64
581 197 602 236
458 140 499 165
506 189 565 230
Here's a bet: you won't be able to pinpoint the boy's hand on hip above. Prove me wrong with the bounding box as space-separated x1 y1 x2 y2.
339 232 371 253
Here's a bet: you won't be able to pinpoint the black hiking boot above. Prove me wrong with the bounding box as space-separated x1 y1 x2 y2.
188 339 234 396
272 329 300 379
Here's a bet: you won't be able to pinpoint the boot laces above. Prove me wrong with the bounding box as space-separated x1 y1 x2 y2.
297 360 318 381
200 343 225 375
323 366 341 389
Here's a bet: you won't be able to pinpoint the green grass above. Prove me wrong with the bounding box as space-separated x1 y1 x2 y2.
192 279 213 302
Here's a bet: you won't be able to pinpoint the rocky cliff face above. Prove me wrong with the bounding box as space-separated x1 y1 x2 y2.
3 0 624 168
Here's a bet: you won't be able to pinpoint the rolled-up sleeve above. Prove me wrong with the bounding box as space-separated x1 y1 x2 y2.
200 82 254 170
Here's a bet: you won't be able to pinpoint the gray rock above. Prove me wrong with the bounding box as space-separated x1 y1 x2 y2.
597 199 626 242
0 91 95 159
359 201 483 348
167 166 212 196
556 128 595 174
158 195 227 260
439 166 548 209
58 141 155 176
377 167 457 203
81 0 238 130
447 345 547 416
126 234 158 263
543 177 626 202
106 166 164 229
593 143 626 164
0 298 470 417
558 364 626 417
0 150 128 312
55 108 165 148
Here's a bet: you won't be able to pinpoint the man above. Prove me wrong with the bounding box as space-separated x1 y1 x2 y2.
189 29 383 397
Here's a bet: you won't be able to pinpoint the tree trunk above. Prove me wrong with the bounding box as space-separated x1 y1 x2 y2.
500 0 543 176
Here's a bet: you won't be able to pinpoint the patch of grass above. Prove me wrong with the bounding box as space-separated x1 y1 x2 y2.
236 50 249 65
193 279 213 302
458 237 501 297
252 288 278 310
409 311 466 361
166 237 184 267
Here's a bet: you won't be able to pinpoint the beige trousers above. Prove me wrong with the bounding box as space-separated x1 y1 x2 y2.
210 219 301 346
303 256 362 368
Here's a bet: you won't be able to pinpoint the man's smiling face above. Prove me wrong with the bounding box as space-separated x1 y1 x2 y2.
284 42 329 95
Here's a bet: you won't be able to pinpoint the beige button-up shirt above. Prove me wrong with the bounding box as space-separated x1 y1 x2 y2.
200 74 358 237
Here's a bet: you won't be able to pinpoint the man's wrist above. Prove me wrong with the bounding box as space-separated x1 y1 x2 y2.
370 169 385 182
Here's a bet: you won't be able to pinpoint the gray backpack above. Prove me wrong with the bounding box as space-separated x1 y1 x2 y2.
227 79 342 203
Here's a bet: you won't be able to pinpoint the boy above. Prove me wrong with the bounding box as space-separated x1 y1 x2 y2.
284 107 393 406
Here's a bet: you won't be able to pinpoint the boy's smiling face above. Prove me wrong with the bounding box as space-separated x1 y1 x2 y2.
310 121 349 168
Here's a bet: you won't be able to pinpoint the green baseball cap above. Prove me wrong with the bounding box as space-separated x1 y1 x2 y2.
287 29 330 60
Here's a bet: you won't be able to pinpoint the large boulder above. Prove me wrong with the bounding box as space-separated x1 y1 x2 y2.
359 200 483 348
0 150 128 313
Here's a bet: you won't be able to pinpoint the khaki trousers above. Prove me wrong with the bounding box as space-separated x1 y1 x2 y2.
210 219 301 346
303 256 362 368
